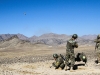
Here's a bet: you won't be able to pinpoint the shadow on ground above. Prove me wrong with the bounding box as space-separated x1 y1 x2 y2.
73 63 85 70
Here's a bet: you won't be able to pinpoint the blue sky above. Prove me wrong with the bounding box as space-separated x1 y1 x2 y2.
0 0 100 37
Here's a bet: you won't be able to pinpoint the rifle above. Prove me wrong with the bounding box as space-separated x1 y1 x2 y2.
60 54 65 61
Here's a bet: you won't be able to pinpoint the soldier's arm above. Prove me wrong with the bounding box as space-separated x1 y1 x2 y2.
95 43 100 51
66 41 70 49
54 62 61 69
94 39 100 43
74 42 78 48
55 58 63 69
52 62 60 69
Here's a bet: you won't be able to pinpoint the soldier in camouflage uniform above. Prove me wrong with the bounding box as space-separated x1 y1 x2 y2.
52 54 65 70
65 34 78 71
94 34 100 64
75 52 87 64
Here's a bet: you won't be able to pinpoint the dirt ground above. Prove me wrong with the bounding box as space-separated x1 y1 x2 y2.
0 45 100 75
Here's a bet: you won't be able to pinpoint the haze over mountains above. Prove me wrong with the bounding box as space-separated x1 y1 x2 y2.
0 33 97 46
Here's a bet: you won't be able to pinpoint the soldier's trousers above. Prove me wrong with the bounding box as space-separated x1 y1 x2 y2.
52 62 65 69
65 51 75 68
95 50 100 62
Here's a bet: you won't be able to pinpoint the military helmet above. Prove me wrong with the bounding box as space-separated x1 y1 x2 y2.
82 56 86 59
72 34 78 39
97 34 100 39
81 52 87 63
53 54 58 58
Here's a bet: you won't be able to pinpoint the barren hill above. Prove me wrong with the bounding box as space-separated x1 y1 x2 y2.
29 33 96 46
0 35 50 51
0 35 33 49
0 33 28 41
0 33 97 46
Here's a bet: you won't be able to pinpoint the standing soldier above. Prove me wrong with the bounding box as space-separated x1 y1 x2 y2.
65 34 78 71
94 34 100 64
52 54 65 70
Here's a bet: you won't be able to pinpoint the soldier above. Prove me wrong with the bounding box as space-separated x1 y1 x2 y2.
75 52 87 64
94 34 100 64
65 34 78 71
52 54 65 70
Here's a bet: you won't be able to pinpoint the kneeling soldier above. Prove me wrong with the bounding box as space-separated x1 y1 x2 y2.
52 54 65 70
75 52 87 64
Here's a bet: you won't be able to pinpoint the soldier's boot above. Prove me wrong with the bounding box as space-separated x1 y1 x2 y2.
70 67 73 70
67 66 71 70
65 67 67 71
55 67 59 69
70 67 75 72
95 59 98 64
65 65 68 71
65 66 71 71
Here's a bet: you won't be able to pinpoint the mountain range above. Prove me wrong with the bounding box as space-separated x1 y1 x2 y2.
0 33 97 46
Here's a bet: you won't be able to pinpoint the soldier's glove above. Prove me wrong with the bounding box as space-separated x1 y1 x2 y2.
75 44 78 48
72 42 78 48
73 44 78 48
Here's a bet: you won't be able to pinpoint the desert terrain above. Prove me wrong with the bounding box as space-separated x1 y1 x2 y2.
0 34 99 75
0 45 100 75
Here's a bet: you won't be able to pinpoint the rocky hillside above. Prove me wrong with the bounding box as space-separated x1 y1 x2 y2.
29 33 96 46
0 33 97 46
0 35 33 49
0 33 28 41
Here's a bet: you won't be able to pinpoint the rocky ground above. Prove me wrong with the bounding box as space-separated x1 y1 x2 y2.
0 46 100 75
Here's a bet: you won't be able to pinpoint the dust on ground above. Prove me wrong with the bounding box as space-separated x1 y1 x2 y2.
0 45 100 75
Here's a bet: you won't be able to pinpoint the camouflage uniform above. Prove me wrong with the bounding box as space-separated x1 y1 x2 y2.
65 34 78 70
94 35 100 63
75 52 87 64
52 54 65 69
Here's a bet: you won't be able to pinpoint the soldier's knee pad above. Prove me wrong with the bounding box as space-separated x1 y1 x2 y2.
60 63 65 69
